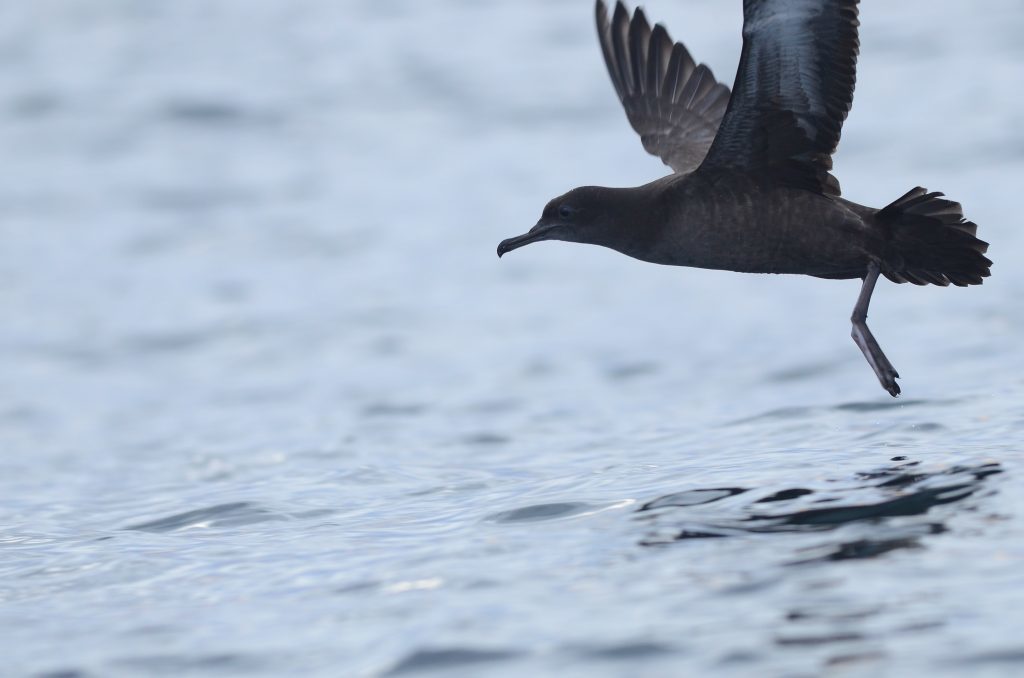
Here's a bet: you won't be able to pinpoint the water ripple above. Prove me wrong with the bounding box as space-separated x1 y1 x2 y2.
125 502 284 532
638 459 1002 548
385 648 522 675
487 502 596 523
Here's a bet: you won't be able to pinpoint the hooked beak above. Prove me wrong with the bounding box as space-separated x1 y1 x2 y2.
497 221 560 258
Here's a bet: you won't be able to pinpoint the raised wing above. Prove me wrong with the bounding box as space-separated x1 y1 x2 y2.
596 0 731 175
699 0 860 195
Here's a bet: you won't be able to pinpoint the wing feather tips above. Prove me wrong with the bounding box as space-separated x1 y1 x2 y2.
648 24 673 97
628 8 652 100
594 0 635 100
610 2 634 96
665 43 697 105
595 1 627 98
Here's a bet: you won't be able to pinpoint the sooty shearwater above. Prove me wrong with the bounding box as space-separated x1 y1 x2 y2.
497 0 991 396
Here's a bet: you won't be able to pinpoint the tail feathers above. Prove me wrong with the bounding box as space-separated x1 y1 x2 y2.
877 187 991 287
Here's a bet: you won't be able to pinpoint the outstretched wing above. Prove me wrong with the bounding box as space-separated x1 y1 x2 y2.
596 0 732 175
699 0 861 195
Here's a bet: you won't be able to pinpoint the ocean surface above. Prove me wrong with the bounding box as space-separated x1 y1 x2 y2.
2 1 1023 676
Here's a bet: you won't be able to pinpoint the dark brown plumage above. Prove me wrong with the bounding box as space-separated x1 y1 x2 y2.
595 1 731 174
497 0 992 396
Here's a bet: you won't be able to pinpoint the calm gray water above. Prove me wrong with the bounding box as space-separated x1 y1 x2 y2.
2 1 1023 676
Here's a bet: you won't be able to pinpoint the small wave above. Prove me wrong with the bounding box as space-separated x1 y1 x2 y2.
487 502 596 523
572 641 677 660
158 100 283 128
641 488 747 510
114 652 265 673
385 648 521 675
125 502 284 532
955 649 1024 666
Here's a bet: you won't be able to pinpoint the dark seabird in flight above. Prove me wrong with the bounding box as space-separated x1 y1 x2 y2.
497 0 991 396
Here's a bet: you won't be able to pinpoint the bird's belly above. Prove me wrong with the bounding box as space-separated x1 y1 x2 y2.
651 196 872 278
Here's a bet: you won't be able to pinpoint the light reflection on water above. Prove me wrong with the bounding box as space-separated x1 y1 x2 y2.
1 0 1023 676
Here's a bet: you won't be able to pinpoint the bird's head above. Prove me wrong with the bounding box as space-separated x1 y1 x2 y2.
497 186 621 258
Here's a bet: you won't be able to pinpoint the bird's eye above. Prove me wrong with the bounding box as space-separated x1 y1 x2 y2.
558 205 574 219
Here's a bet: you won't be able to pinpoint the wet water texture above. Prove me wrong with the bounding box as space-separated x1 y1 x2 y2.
2 1 1024 677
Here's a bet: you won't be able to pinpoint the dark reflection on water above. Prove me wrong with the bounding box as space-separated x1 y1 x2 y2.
788 528 938 565
641 488 748 510
638 459 1002 547
757 488 814 503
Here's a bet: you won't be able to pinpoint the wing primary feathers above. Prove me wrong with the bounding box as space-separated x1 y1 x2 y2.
648 24 671 97
628 9 651 98
699 0 862 194
667 44 697 105
594 0 731 174
662 45 683 106
595 2 625 97
610 2 634 96
678 65 708 110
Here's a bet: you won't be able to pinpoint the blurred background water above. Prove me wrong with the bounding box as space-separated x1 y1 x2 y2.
1 1 1023 676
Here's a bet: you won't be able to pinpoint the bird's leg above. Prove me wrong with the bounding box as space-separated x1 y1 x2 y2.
851 261 901 397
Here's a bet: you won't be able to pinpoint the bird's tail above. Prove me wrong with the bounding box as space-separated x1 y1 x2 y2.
877 187 991 286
